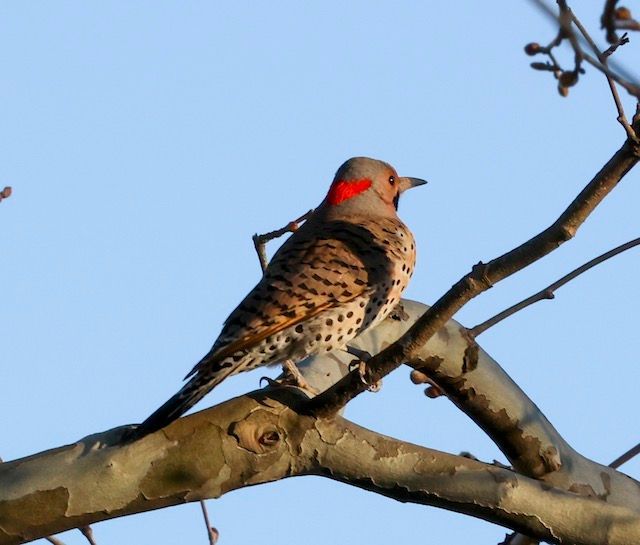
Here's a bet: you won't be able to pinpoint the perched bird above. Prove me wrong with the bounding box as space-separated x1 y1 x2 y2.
133 157 425 438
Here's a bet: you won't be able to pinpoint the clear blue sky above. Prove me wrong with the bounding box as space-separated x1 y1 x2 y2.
2 2 638 544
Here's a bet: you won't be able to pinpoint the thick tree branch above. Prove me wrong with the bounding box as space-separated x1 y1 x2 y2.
302 300 640 503
2 303 637 543
1 391 638 545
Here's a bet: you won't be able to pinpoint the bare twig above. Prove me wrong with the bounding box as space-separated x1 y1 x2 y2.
79 527 97 545
528 0 640 98
525 1 588 98
558 0 583 83
470 236 640 336
582 50 640 98
199 501 219 545
252 209 313 272
570 11 638 141
0 187 11 203
603 32 630 58
610 441 640 468
307 117 640 416
528 0 639 138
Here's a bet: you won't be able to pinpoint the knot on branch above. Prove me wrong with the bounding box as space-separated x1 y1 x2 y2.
541 445 562 473
462 339 479 374
229 410 283 454
469 261 493 290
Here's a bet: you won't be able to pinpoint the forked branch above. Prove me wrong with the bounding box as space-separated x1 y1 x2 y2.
470 236 640 336
252 209 313 272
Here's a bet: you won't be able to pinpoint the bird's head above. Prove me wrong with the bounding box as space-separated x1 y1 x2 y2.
323 157 426 216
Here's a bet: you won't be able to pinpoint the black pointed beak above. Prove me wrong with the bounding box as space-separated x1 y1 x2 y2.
398 177 428 192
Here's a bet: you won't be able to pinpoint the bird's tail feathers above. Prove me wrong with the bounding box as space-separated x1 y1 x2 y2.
125 363 235 441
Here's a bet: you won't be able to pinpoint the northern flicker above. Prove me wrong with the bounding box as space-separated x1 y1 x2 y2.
133 157 425 438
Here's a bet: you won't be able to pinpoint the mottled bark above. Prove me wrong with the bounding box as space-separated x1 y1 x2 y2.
330 301 640 502
1 388 639 545
1 306 639 545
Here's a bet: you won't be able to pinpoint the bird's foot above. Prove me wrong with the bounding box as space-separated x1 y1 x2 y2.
259 373 318 395
278 360 319 395
347 355 382 393
344 345 373 362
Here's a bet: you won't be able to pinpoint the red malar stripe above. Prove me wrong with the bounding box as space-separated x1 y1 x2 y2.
327 178 372 206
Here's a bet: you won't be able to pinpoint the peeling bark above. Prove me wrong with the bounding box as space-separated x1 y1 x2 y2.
302 300 640 505
2 306 639 544
1 390 639 545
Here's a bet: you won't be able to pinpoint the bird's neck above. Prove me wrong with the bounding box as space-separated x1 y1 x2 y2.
316 198 399 222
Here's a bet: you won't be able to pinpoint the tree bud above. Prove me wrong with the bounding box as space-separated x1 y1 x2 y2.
524 42 541 56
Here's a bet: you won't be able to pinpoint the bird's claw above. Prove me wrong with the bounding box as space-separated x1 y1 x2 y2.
344 345 373 362
348 359 382 392
280 360 320 395
260 376 281 388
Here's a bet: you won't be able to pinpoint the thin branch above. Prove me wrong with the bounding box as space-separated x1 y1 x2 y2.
581 50 640 98
570 11 638 141
79 527 97 545
199 501 219 545
610 441 640 469
603 32 630 58
557 0 584 87
547 0 637 138
528 0 640 98
307 117 640 416
252 209 313 272
469 236 640 336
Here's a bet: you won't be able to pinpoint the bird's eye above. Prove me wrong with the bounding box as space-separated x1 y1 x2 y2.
388 175 396 186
